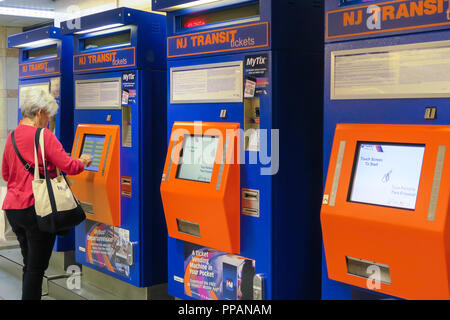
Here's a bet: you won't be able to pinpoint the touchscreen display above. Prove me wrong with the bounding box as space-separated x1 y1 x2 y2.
348 142 425 210
176 135 219 183
79 134 105 172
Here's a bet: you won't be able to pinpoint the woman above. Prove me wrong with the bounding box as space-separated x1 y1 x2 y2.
1 87 92 300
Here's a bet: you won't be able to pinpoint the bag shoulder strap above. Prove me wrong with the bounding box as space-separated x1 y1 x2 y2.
33 128 61 178
11 131 34 175
34 128 58 215
34 128 49 180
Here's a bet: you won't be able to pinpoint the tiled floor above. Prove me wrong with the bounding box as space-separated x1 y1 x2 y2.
0 265 55 300
0 247 153 300
0 261 21 300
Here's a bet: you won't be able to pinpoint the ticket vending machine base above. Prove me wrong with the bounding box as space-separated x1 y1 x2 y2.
81 267 171 300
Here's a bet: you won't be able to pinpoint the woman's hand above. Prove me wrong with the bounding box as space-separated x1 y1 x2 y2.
79 154 93 167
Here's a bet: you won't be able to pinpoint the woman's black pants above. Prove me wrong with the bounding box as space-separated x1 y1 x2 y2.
5 206 56 300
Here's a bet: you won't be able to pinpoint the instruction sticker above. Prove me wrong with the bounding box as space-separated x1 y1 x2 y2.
122 71 136 105
184 243 255 300
85 220 132 279
244 54 269 97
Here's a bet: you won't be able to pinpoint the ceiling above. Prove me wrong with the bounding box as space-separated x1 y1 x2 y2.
0 0 54 10
0 0 54 28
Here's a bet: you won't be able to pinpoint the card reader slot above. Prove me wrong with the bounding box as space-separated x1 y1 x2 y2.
243 191 258 199
121 176 132 198
101 136 112 177
242 188 260 217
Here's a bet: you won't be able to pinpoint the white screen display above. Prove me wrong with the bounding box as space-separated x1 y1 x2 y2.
176 135 220 183
349 143 425 210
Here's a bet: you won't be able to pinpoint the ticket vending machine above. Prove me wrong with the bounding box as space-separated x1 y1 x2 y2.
322 124 450 300
60 8 167 295
155 0 324 300
8 26 75 254
322 0 450 300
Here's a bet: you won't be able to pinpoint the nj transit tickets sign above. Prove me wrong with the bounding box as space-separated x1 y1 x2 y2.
19 58 61 79
168 22 269 58
327 0 450 40
74 47 136 72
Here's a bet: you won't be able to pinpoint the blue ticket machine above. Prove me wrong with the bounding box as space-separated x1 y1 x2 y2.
322 0 450 300
154 0 324 300
60 8 167 291
8 26 75 253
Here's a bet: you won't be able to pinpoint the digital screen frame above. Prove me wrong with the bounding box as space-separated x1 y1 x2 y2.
175 134 220 184
347 141 426 211
79 134 106 172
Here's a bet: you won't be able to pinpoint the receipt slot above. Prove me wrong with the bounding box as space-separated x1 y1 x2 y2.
321 124 450 299
155 0 324 300
161 122 240 253
60 8 167 292
8 26 75 253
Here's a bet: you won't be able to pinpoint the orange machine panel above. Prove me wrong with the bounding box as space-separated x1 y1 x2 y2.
160 122 240 254
321 124 450 300
68 124 121 226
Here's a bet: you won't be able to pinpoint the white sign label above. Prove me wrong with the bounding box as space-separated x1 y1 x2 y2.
171 62 243 103
76 79 121 109
333 43 450 99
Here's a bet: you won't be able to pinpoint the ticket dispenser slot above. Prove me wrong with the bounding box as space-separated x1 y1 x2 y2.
321 124 450 299
69 124 121 227
160 122 240 254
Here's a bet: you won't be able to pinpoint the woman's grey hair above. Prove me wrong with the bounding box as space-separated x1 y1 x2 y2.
19 86 58 118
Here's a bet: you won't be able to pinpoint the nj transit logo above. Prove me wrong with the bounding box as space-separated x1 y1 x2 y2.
327 0 450 40
361 144 384 152
225 279 234 290
19 59 60 78
74 47 136 72
168 22 269 58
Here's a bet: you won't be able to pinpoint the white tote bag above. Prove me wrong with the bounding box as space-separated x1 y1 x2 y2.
32 128 78 217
